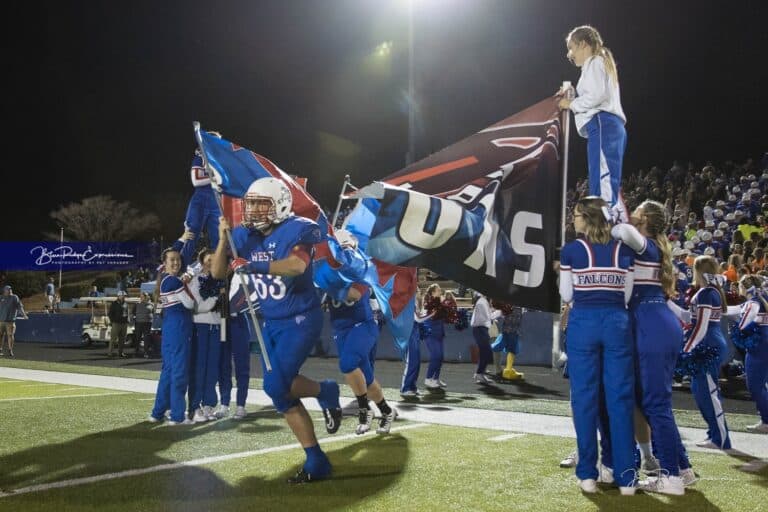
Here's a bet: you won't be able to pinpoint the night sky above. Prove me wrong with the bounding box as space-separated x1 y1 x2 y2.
5 0 766 242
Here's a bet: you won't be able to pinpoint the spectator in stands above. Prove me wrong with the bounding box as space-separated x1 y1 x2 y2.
108 291 129 358
133 292 154 358
0 285 28 357
88 285 99 297
44 277 55 313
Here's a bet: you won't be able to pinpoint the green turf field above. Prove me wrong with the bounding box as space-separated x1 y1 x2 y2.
1 367 767 511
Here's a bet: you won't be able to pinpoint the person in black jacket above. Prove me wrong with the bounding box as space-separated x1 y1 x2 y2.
108 291 129 358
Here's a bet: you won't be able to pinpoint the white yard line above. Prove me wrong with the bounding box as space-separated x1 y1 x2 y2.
17 383 62 387
488 433 526 442
0 392 131 402
0 423 427 498
2 367 768 459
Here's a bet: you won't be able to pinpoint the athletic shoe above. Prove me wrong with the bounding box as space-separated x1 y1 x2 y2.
638 475 685 496
322 406 343 434
560 450 578 468
287 468 330 484
597 463 614 484
578 479 597 493
747 422 768 434
695 439 720 449
400 389 420 397
147 414 162 423
619 486 636 496
356 408 374 435
214 405 230 419
641 455 661 473
680 468 697 487
203 405 216 421
424 378 441 389
437 379 447 388
376 409 398 434
167 418 193 425
233 406 247 420
119 352 128 358
193 408 209 423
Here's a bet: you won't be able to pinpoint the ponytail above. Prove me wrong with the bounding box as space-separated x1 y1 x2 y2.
567 25 619 84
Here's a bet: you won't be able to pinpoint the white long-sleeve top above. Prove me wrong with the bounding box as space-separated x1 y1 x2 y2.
470 296 502 328
569 55 626 138
187 274 221 325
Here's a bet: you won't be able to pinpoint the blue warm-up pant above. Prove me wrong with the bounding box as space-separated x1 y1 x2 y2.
691 332 731 449
188 322 221 411
425 335 444 380
219 314 251 408
151 311 193 422
632 299 687 475
746 341 768 423
401 322 421 393
585 112 627 220
567 306 636 486
334 319 379 386
183 187 221 262
259 308 324 413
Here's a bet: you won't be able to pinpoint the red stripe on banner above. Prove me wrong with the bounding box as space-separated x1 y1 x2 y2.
386 156 479 186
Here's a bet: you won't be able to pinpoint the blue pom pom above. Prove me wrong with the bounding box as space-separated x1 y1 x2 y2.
674 343 721 378
198 275 225 300
454 309 470 331
729 322 762 351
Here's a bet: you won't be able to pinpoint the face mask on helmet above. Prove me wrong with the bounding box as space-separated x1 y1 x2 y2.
242 178 292 231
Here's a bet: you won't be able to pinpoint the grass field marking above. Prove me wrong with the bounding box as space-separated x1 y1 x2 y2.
17 383 63 387
488 433 526 442
0 423 427 499
0 392 131 402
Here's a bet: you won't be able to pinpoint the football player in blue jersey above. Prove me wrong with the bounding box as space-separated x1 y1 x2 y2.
323 229 397 435
559 196 637 495
211 177 341 484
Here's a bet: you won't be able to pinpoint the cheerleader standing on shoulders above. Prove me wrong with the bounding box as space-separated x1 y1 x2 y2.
667 255 732 449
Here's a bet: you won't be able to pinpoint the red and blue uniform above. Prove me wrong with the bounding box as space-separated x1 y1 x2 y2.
183 150 221 262
560 237 636 486
734 298 768 425
151 274 195 422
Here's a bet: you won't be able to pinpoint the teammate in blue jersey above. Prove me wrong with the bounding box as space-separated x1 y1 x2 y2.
729 275 768 434
148 247 198 425
611 200 693 495
668 256 732 449
211 177 341 484
559 196 637 495
182 132 223 264
324 229 397 435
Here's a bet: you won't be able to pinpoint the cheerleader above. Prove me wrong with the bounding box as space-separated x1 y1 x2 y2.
423 284 454 389
730 275 768 433
611 200 692 494
148 247 198 425
559 196 637 495
668 255 732 449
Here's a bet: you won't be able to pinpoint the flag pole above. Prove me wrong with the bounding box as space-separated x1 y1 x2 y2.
553 82 573 369
193 122 272 371
331 175 352 228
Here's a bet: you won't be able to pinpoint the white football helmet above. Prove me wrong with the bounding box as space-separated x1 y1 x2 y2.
242 177 293 231
335 228 358 249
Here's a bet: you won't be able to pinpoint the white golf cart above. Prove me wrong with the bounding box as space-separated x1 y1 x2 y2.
78 296 139 347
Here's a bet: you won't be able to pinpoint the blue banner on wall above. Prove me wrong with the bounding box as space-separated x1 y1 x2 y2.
0 242 158 271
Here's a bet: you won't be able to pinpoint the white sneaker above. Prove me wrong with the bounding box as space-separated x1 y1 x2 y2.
203 405 216 421
400 389 420 397
214 405 230 419
638 475 685 496
233 406 247 420
376 409 398 434
578 479 597 493
680 468 697 487
167 418 193 426
747 422 768 434
641 455 661 473
619 486 636 496
424 378 441 389
560 450 578 468
147 414 161 423
437 379 447 388
356 408 374 435
597 463 614 484
193 408 209 423
695 439 720 449
473 373 491 384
